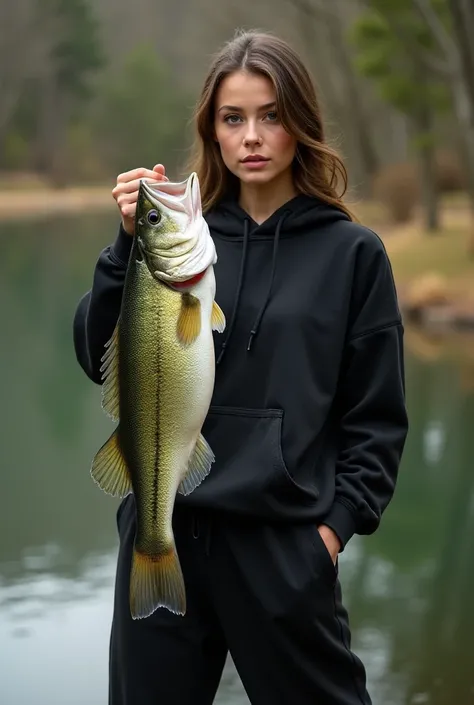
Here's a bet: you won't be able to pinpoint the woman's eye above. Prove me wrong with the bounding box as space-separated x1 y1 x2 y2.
147 209 161 225
224 114 242 124
266 111 278 122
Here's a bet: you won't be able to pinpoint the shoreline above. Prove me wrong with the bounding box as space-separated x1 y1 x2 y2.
0 183 473 334
401 300 474 333
0 186 115 221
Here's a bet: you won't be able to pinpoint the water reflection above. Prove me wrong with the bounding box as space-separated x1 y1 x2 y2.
1 548 116 619
0 559 115 705
1 214 474 705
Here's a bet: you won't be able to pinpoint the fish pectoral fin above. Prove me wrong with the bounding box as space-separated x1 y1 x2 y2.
178 433 215 496
130 546 186 619
91 427 132 498
99 321 120 421
177 293 201 346
211 300 226 333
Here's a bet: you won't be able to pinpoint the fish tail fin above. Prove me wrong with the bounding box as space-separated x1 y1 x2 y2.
129 545 186 620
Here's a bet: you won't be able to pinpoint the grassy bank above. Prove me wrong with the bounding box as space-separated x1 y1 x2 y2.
376 200 474 314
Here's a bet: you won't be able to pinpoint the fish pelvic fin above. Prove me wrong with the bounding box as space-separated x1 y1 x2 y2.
91 427 132 498
100 322 120 421
177 293 201 346
211 300 226 333
178 433 215 496
130 546 186 619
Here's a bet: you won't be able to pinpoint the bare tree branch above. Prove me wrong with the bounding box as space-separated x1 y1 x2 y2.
448 0 474 106
382 9 454 77
283 0 338 25
411 0 459 68
416 51 454 76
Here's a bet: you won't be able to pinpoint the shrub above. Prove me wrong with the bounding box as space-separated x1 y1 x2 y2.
434 149 467 193
2 131 30 170
372 162 420 223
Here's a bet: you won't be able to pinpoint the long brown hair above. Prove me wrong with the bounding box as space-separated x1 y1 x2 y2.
186 29 354 220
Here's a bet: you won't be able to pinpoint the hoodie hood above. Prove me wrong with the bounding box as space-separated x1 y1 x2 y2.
206 194 350 240
205 194 350 364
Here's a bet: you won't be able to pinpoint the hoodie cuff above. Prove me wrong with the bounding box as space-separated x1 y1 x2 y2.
111 224 133 266
322 500 357 551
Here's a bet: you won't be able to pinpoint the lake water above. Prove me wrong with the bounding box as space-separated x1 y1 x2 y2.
1 211 474 705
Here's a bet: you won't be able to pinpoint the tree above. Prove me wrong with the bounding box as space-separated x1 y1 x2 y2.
351 2 450 232
283 0 380 196
0 0 37 164
94 43 191 177
412 0 474 253
33 0 105 185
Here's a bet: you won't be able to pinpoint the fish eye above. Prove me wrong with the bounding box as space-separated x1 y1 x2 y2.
147 209 161 225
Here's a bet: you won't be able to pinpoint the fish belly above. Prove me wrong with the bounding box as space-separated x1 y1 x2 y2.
119 260 215 555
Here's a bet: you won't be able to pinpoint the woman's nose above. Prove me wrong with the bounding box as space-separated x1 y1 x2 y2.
243 122 262 146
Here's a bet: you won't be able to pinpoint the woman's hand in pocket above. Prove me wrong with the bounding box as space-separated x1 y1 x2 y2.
317 525 341 565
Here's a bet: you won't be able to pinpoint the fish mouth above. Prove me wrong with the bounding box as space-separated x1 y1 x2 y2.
140 173 197 213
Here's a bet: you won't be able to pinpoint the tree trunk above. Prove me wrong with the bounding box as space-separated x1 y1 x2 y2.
451 80 474 205
448 0 474 108
416 126 440 234
412 61 440 233
447 0 474 255
287 0 380 197
419 143 439 233
33 73 68 187
0 0 34 165
324 0 380 193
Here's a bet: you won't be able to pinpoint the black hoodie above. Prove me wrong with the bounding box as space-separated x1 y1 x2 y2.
73 195 408 549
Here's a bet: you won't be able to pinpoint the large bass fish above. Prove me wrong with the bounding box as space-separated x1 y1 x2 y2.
91 172 226 619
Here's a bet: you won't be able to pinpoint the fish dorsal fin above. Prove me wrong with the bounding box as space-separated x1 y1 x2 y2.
177 293 201 346
178 433 215 495
100 322 120 421
91 427 132 498
211 300 226 333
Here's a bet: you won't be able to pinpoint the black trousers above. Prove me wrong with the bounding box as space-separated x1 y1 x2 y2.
109 497 371 705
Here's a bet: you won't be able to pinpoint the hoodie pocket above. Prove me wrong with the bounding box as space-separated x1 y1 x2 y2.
194 406 317 518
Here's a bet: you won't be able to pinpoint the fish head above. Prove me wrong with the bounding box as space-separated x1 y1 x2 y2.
135 173 216 284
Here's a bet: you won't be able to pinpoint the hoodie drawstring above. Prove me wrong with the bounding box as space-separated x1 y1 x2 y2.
247 210 290 352
216 210 290 364
216 217 250 366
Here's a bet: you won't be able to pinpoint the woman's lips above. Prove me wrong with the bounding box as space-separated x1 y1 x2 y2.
241 156 270 169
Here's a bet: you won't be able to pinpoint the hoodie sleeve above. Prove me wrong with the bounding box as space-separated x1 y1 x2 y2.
73 225 133 384
322 230 409 549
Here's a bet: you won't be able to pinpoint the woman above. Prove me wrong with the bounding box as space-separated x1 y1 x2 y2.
74 29 408 705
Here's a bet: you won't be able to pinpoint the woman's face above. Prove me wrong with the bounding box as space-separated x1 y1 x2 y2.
214 70 297 187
